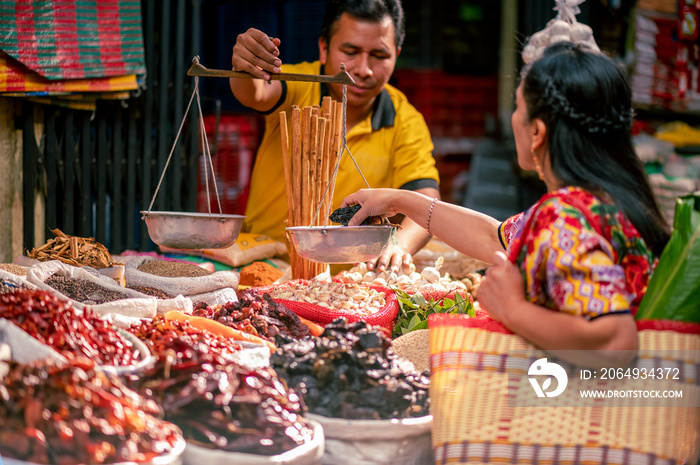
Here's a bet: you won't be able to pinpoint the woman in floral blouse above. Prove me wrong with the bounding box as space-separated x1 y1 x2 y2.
341 41 670 359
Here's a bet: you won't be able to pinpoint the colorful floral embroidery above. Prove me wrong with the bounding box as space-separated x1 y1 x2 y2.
501 186 656 319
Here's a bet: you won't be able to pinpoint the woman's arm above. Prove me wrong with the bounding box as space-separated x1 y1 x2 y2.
478 252 639 367
342 189 504 264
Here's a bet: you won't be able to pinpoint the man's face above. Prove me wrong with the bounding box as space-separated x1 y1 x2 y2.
319 13 399 110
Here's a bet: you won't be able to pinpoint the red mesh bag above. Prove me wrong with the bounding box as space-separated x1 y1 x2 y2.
252 279 399 336
409 288 473 306
334 270 474 307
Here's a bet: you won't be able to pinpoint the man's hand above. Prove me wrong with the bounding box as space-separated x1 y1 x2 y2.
476 251 526 325
231 28 282 81
365 242 412 273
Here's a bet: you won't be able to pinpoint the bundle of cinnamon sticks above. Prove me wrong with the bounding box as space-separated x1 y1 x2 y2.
27 228 116 269
280 96 344 279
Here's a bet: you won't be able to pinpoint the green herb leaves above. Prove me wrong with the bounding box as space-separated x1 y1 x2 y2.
392 288 475 337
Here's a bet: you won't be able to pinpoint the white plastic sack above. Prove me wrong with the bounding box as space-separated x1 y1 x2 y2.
2 438 186 465
0 318 67 365
305 413 433 465
227 342 271 370
187 287 238 307
15 255 127 286
153 293 194 315
26 260 157 319
0 269 36 291
183 419 324 465
124 256 239 296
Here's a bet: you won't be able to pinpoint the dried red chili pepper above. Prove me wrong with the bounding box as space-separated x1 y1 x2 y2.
0 289 138 366
0 357 183 464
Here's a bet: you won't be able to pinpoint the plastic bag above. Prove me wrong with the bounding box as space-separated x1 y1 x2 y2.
26 260 157 320
522 0 599 64
305 413 432 465
124 256 239 296
187 287 239 307
182 419 324 465
636 193 700 322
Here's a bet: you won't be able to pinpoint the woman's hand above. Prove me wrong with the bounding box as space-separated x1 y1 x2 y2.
341 189 400 226
476 251 527 324
231 28 282 81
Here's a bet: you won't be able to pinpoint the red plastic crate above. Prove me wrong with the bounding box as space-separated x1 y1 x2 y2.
197 114 261 215
392 69 498 139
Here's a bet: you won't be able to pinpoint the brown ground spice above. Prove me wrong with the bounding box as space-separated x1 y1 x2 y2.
138 260 212 278
239 261 283 287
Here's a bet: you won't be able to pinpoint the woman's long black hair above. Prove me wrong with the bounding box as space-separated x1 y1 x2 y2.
521 41 670 257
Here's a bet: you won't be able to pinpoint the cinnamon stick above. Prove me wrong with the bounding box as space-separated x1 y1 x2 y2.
279 111 294 228
290 106 303 279
309 114 319 227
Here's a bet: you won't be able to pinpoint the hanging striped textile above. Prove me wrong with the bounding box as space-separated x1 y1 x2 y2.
0 0 146 80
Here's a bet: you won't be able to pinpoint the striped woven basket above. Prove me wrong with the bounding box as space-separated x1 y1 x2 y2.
428 314 700 465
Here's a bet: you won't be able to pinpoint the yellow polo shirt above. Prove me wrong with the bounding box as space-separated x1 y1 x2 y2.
244 61 440 242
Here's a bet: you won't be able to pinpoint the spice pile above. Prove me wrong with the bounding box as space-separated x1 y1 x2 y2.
271 318 430 420
127 284 175 299
45 274 129 304
239 261 283 287
268 279 387 315
128 315 246 365
0 357 182 464
26 228 116 269
0 289 140 366
192 289 309 343
138 259 212 278
0 264 28 276
127 319 313 455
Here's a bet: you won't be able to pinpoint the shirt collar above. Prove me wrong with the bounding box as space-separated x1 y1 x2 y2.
319 65 395 131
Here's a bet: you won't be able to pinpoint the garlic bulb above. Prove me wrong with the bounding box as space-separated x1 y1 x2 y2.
421 267 441 283
550 20 571 37
570 22 592 42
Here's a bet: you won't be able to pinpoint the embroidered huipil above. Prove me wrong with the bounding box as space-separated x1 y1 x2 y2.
498 186 656 319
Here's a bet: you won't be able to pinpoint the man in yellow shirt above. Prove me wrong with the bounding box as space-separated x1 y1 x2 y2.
230 0 440 273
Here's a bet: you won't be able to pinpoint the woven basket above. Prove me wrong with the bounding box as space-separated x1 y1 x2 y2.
428 314 700 464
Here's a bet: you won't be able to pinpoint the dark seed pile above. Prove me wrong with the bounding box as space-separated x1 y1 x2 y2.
127 285 174 299
45 274 129 304
329 204 371 226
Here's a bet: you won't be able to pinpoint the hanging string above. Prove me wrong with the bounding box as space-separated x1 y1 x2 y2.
195 80 223 215
147 76 198 212
146 74 224 215
310 64 370 226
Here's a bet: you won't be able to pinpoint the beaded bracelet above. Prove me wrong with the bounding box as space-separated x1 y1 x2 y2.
426 197 438 236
